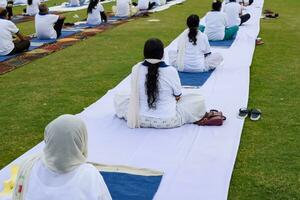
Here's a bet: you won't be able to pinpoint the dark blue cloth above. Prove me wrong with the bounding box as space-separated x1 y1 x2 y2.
179 69 215 86
209 39 234 47
100 171 162 200
142 60 169 68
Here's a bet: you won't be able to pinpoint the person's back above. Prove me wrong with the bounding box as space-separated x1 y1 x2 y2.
35 13 59 39
26 0 40 16
0 0 7 8
87 3 104 25
223 1 242 27
116 0 131 17
137 0 149 10
138 63 181 119
25 160 111 200
0 18 18 55
204 11 227 41
183 31 211 72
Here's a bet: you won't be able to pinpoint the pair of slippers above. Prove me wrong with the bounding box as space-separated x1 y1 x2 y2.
238 108 262 121
263 9 279 19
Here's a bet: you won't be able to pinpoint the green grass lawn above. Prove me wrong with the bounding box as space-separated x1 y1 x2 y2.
0 0 299 199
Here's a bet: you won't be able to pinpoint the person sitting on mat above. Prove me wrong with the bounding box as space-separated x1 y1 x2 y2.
0 8 30 56
113 0 138 17
69 0 86 7
24 0 40 16
87 0 107 25
169 14 223 72
224 0 251 26
12 114 112 200
35 4 65 39
225 0 254 6
114 38 209 129
200 0 239 41
137 0 156 10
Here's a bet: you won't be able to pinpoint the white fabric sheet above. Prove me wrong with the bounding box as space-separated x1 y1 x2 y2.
0 0 264 199
49 0 114 12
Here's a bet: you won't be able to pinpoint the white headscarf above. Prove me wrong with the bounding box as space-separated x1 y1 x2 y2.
13 114 88 200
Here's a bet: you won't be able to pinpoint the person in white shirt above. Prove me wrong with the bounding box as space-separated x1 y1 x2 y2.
0 8 30 56
12 114 112 200
35 4 65 39
201 0 239 41
224 0 250 26
137 0 156 10
69 0 85 7
114 38 207 129
225 0 253 6
24 0 40 16
169 14 223 72
87 0 107 25
114 0 132 17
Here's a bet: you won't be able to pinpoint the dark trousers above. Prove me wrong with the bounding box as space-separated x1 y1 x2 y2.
6 6 13 19
148 2 156 10
8 40 30 55
54 18 65 38
100 11 107 23
240 13 251 25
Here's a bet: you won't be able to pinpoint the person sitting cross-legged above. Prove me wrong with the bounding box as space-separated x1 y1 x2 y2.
0 8 30 56
200 0 239 41
12 114 112 200
35 4 66 39
114 38 208 129
169 14 223 72
87 0 107 25
224 0 251 26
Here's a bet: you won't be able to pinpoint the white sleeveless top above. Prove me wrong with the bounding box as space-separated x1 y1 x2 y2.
24 160 112 200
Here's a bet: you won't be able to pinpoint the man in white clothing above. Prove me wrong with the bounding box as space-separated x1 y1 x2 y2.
0 8 30 56
35 4 65 39
224 0 250 26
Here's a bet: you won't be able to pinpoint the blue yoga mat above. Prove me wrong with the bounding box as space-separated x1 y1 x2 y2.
109 16 130 21
100 171 162 200
178 69 215 87
0 30 80 62
209 39 235 47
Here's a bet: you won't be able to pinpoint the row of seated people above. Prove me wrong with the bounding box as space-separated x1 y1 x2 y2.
0 0 251 56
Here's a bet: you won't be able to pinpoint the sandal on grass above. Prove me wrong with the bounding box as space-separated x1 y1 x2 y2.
250 109 262 121
256 38 264 46
238 108 249 119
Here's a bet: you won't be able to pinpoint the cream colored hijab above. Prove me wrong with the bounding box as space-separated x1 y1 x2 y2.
13 114 88 200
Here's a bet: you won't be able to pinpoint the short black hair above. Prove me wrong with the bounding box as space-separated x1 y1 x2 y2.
212 0 222 11
0 8 7 18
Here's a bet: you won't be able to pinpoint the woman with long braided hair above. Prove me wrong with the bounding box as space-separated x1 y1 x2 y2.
169 14 223 72
114 38 207 129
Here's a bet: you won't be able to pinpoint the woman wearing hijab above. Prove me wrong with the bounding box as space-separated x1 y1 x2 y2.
114 38 207 129
169 14 223 72
13 114 112 200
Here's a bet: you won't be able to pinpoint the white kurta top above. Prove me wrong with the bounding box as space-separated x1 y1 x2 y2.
0 19 19 56
223 2 242 26
115 0 131 17
204 11 228 41
139 63 182 119
87 3 105 25
35 14 59 39
24 160 112 200
182 31 211 72
26 0 40 16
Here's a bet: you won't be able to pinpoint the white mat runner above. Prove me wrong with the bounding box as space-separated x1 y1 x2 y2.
0 1 264 199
